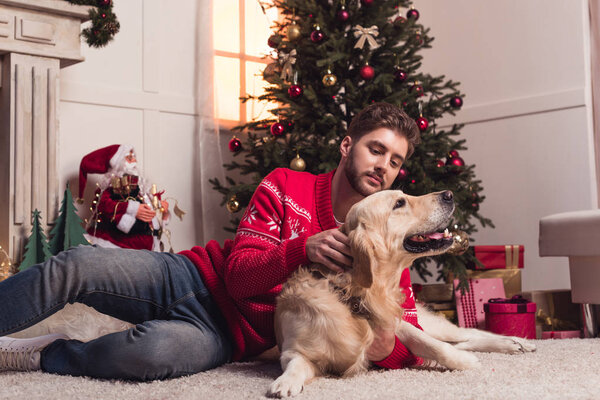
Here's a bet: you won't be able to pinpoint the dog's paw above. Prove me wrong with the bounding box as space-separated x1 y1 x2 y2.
267 376 304 398
505 337 537 354
441 346 481 370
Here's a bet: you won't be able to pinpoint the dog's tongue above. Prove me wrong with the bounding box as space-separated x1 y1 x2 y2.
427 232 444 240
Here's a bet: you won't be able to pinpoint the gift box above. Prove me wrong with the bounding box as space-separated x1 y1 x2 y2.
484 296 536 339
541 330 581 339
521 290 581 339
467 245 524 270
454 278 505 329
415 283 454 303
447 269 522 299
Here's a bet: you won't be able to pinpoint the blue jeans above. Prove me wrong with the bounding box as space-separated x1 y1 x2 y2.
0 245 232 381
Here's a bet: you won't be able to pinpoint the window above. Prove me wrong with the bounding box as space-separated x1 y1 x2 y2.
213 0 278 127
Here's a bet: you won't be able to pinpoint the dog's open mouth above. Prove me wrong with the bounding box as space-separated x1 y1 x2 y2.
404 228 454 253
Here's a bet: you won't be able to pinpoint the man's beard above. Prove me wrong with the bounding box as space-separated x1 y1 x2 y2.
123 161 139 176
344 148 384 197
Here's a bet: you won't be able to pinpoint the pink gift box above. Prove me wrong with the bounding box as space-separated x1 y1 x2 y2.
484 298 536 339
542 330 581 339
454 278 505 329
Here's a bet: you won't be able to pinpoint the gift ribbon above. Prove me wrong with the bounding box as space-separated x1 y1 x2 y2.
505 245 520 269
280 49 296 81
353 25 379 49
488 295 531 313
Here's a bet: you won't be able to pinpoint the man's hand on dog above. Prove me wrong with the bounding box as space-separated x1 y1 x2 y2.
305 228 353 273
367 327 396 362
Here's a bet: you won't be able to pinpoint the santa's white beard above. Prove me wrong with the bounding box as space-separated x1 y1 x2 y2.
123 161 139 176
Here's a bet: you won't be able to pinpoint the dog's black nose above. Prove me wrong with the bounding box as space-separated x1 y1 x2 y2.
441 191 453 203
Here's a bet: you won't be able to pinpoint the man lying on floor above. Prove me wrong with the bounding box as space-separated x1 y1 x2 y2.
0 102 421 381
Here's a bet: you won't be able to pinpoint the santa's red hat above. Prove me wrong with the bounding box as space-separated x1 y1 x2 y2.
78 144 134 199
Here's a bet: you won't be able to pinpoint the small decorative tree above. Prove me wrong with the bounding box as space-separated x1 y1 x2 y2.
19 210 52 271
48 183 89 255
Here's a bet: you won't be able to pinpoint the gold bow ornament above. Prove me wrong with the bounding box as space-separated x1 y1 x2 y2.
353 25 379 49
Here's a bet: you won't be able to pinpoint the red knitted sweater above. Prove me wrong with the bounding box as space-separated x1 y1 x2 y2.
180 168 420 369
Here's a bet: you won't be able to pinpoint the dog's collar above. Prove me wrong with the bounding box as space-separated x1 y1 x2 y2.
310 269 371 319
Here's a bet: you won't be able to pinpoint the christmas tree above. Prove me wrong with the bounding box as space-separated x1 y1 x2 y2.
19 210 52 271
210 0 493 284
48 183 89 255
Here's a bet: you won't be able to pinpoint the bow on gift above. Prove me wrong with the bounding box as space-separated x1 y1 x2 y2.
353 25 379 49
488 295 529 304
280 49 297 81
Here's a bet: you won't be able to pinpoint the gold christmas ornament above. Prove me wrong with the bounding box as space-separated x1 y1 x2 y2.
322 69 337 87
286 23 301 41
226 195 241 213
290 154 306 171
447 229 469 255
0 245 14 282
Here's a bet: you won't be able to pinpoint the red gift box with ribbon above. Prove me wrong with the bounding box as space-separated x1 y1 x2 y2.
484 295 536 339
468 245 524 270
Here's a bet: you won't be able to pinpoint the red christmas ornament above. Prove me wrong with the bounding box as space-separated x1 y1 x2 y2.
310 29 324 43
436 159 445 168
101 13 107 19
416 116 428 132
337 8 350 22
288 84 303 98
270 122 286 137
267 35 279 48
360 65 375 80
394 15 406 24
407 8 420 20
361 0 374 6
97 0 111 7
228 137 242 152
394 68 407 82
397 167 409 180
411 83 424 96
446 156 465 168
448 150 460 158
450 96 463 108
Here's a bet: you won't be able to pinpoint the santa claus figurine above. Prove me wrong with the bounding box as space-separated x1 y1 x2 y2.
78 144 170 251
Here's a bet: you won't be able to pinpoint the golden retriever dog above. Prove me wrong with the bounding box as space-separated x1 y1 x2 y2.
268 190 536 397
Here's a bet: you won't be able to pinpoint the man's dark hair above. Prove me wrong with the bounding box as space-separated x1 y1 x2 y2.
346 102 421 158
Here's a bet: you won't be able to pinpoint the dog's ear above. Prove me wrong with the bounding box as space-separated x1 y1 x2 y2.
347 221 374 288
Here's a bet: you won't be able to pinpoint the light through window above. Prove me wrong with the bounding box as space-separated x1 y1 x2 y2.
213 0 278 126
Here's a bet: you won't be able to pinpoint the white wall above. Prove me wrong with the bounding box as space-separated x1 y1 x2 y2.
415 0 597 290
57 0 229 252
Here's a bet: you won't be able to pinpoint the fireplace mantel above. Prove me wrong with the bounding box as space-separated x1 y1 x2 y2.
0 0 91 265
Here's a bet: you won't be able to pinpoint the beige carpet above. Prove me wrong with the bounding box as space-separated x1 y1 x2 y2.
0 338 598 399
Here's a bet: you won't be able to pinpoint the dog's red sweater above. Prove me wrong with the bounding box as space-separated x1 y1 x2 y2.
180 168 421 369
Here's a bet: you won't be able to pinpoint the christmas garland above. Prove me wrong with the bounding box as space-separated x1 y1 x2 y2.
64 0 119 47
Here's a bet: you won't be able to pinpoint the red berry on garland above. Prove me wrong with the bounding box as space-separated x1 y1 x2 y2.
337 7 350 22
450 96 463 108
270 122 286 137
448 150 460 158
407 7 420 20
410 83 424 96
393 68 407 82
228 137 242 152
471 202 480 211
285 120 295 131
97 0 111 7
310 29 324 43
360 64 375 80
267 35 279 48
416 116 428 132
397 167 409 180
436 159 445 168
101 13 107 19
288 84 303 98
361 0 374 6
